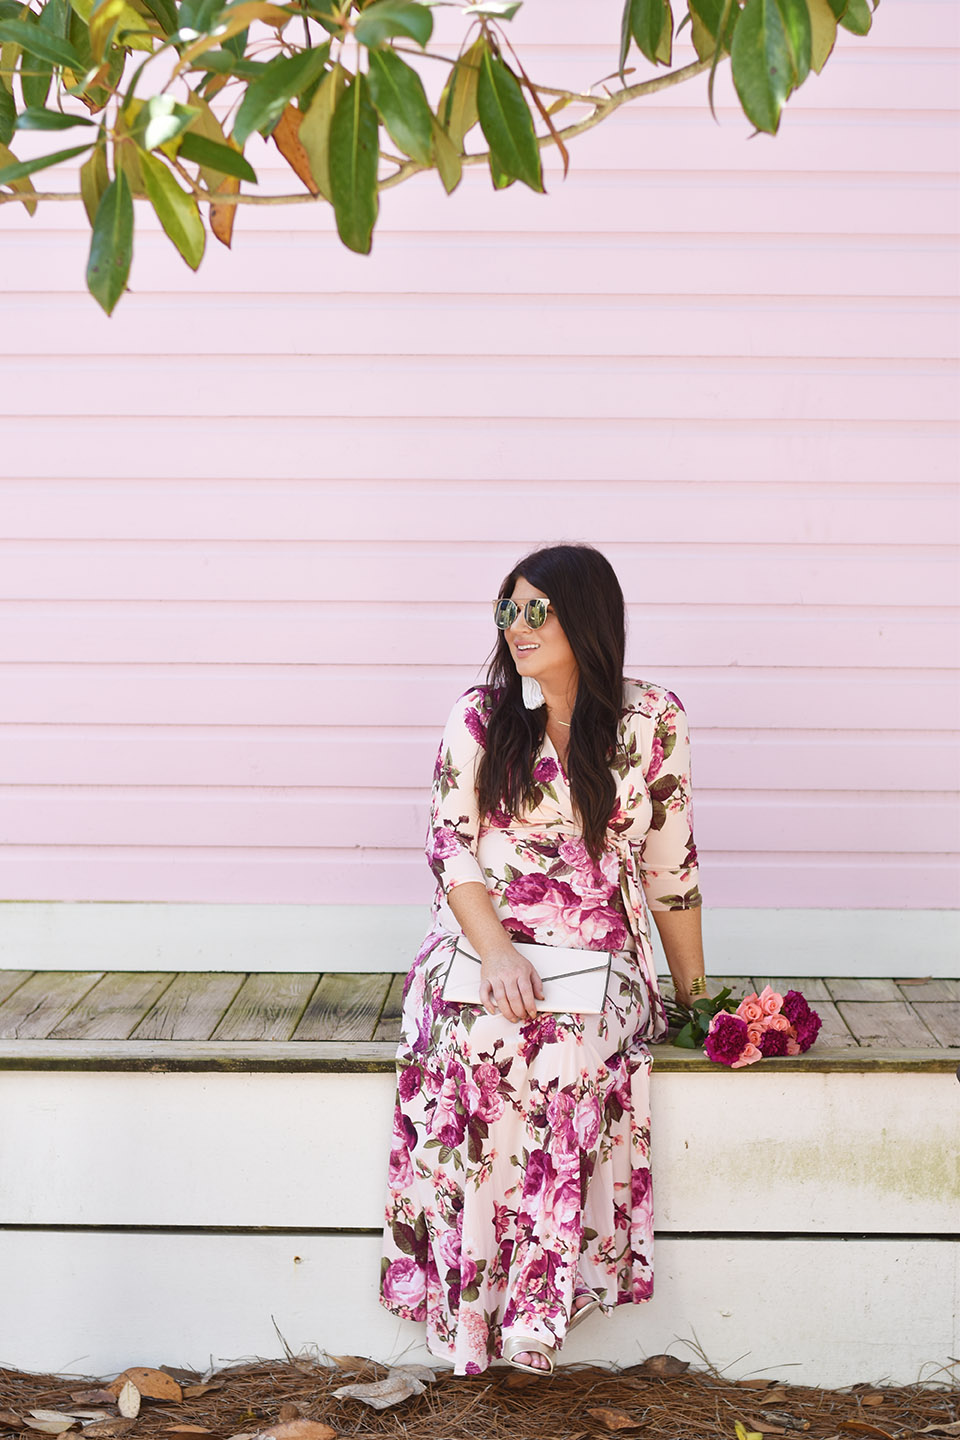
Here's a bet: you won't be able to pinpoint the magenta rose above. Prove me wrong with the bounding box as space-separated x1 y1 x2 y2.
647 736 664 781
631 1165 652 1208
430 826 461 864
781 989 811 1024
398 1064 422 1102
550 1174 582 1226
382 1258 426 1309
460 1256 478 1289
522 1148 554 1200
533 756 558 783
795 1012 822 1051
704 1011 750 1067
504 872 579 909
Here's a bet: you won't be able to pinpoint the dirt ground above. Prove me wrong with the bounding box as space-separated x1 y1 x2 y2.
1 1354 958 1440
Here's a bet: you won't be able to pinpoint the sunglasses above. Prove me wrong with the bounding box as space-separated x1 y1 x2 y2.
493 597 552 630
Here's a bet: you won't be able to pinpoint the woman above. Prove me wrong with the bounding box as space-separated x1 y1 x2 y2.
379 544 705 1376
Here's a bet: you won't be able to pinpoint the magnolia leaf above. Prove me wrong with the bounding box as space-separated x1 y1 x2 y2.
177 130 256 182
174 0 292 70
0 139 93 183
115 1386 139 1422
0 76 16 144
438 34 482 151
329 70 378 253
270 101 318 192
79 133 108 223
131 94 198 150
16 105 96 128
476 45 542 192
586 1409 639 1432
80 1423 137 1439
628 0 673 65
85 176 134 319
0 141 37 213
839 0 871 32
332 1372 427 1410
24 1424 75 1435
431 114 460 193
255 1425 336 1440
806 0 837 70
299 60 344 201
367 47 431 164
139 147 205 267
0 19 84 69
231 44 329 147
730 0 807 134
354 0 432 49
208 170 239 245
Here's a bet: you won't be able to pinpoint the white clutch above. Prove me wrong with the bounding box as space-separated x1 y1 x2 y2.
441 934 613 1014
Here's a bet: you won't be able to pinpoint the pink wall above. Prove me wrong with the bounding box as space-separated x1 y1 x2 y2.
0 0 957 910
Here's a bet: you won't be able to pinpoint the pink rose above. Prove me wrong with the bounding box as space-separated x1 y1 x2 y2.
388 1146 413 1189
459 1079 481 1115
382 1258 426 1309
438 1225 461 1271
785 1037 801 1055
758 984 783 1016
764 1013 790 1032
731 1043 762 1069
430 826 461 864
737 996 764 1024
647 736 664 781
747 1024 763 1046
551 1174 582 1226
573 1095 602 1152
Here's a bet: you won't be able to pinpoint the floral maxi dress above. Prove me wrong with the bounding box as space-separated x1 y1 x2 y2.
379 678 701 1374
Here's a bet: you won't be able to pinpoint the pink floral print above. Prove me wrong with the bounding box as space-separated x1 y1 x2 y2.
380 680 701 1374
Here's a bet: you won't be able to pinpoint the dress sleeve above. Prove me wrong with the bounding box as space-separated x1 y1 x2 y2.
425 689 488 895
637 689 702 912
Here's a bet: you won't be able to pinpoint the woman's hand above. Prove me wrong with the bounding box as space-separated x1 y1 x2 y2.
480 945 545 1023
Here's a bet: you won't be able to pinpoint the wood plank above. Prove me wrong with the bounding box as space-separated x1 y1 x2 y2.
293 972 393 1042
912 1003 960 1048
211 973 319 1041
0 971 32 1007
0 971 104 1039
895 977 960 1002
837 1001 939 1048
809 1000 859 1050
751 976 833 1002
50 972 176 1040
131 972 247 1040
826 978 902 1002
373 973 406 1043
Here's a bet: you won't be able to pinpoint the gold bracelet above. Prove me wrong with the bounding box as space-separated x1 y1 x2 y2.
688 975 708 997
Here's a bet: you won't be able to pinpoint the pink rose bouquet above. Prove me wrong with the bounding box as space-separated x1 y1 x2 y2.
668 984 822 1066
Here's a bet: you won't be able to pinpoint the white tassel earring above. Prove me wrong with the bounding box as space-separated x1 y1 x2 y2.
522 674 545 710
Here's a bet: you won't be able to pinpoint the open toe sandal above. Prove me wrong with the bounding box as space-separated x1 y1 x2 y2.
502 1335 556 1376
568 1283 602 1333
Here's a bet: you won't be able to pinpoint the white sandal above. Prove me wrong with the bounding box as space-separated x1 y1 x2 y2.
568 1282 602 1333
502 1334 556 1375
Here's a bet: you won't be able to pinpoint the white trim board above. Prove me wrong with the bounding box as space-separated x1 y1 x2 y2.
0 1231 955 1389
0 903 956 977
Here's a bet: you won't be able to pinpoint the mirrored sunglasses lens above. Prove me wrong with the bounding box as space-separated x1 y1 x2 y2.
494 599 518 629
525 600 548 628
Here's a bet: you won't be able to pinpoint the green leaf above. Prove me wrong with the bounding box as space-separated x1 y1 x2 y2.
299 60 344 201
79 134 108 225
431 113 460 193
688 0 737 58
629 0 673 65
730 0 809 134
86 166 133 315
0 139 37 214
21 57 53 112
0 16 85 67
139 146 205 268
806 0 837 69
672 1021 699 1048
461 0 522 15
130 94 198 149
0 138 93 183
0 81 15 146
231 44 329 146
838 0 871 32
354 0 432 49
329 70 379 254
139 0 178 34
368 46 431 164
618 0 632 77
177 129 256 181
438 34 482 152
177 0 222 35
476 44 542 193
16 105 97 128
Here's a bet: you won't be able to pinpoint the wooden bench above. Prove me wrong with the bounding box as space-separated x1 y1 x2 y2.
0 970 957 1389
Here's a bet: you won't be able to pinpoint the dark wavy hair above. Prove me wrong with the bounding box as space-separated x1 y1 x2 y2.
475 544 626 861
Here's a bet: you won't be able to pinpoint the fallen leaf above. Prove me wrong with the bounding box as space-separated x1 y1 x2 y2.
764 1390 790 1403
860 1395 885 1407
225 1433 256 1440
111 1371 182 1404
738 1378 780 1389
917 1425 960 1436
333 1372 426 1410
30 1415 79 1426
503 1370 536 1389
735 1424 763 1440
82 1421 137 1439
255 1425 336 1440
25 1424 76 1436
165 1428 211 1434
115 1388 139 1422
277 1407 300 1423
838 1424 896 1438
637 1354 690 1377
747 1419 785 1436
327 1358 380 1378
586 1408 639 1432
0 1415 23 1430
69 1396 116 1408
180 1387 222 1401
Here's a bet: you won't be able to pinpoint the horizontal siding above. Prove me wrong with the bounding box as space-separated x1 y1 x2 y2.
0 0 957 916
